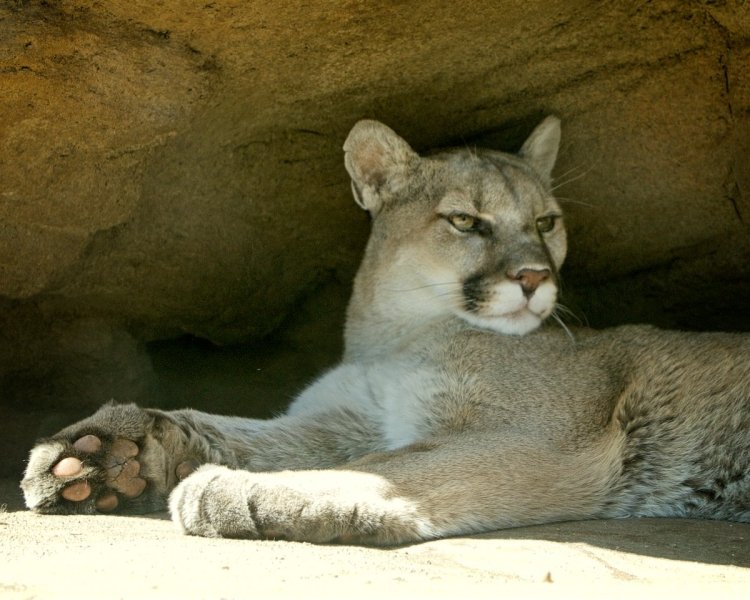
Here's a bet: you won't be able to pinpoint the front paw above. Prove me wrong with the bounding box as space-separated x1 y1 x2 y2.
169 465 264 538
21 402 200 515
169 466 433 545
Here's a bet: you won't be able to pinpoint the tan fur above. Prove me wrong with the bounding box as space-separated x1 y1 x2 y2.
22 118 750 545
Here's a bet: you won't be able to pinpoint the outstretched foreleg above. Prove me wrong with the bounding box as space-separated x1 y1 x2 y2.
22 402 382 515
170 434 623 545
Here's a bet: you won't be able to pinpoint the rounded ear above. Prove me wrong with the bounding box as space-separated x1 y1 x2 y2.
343 120 418 214
519 115 561 184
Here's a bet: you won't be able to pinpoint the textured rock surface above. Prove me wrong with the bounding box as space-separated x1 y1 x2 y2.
1 1 749 476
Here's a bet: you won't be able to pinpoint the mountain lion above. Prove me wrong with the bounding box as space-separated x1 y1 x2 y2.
22 117 750 544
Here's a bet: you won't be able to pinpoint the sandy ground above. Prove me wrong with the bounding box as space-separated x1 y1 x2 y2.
1 478 749 599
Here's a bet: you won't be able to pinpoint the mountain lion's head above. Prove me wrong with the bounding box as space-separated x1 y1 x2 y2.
344 117 566 338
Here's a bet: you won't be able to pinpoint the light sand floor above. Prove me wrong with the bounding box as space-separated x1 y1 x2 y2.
1 479 748 599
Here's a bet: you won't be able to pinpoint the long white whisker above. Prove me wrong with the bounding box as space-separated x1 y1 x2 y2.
433 290 465 301
551 163 587 182
551 159 602 192
383 282 461 293
556 197 596 208
551 168 591 191
553 303 576 319
550 312 576 344
555 302 588 327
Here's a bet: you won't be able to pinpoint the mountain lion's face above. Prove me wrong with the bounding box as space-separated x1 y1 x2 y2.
345 117 566 336
379 151 565 336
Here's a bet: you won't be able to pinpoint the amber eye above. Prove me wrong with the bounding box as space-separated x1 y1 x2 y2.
448 213 479 233
535 215 557 234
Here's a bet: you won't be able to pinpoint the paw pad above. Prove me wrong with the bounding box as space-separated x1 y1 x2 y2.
50 434 147 511
61 480 91 502
73 434 102 453
95 493 119 512
52 457 83 478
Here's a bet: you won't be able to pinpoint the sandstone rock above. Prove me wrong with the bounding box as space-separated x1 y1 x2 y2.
1 1 748 475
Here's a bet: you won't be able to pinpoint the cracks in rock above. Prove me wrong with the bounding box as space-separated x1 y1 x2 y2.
470 43 711 123
704 9 744 225
14 0 216 75
290 128 327 138
719 54 733 119
706 11 735 125
719 52 743 223
725 168 743 224
183 42 220 72
0 65 31 73
103 131 178 161
141 28 171 42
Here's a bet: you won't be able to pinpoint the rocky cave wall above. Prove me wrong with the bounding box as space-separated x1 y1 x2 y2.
1 0 749 479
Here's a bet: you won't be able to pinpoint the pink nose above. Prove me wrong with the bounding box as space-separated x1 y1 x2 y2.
509 268 551 297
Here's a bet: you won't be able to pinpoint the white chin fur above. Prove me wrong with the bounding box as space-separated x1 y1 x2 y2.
456 280 557 336
458 309 544 336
